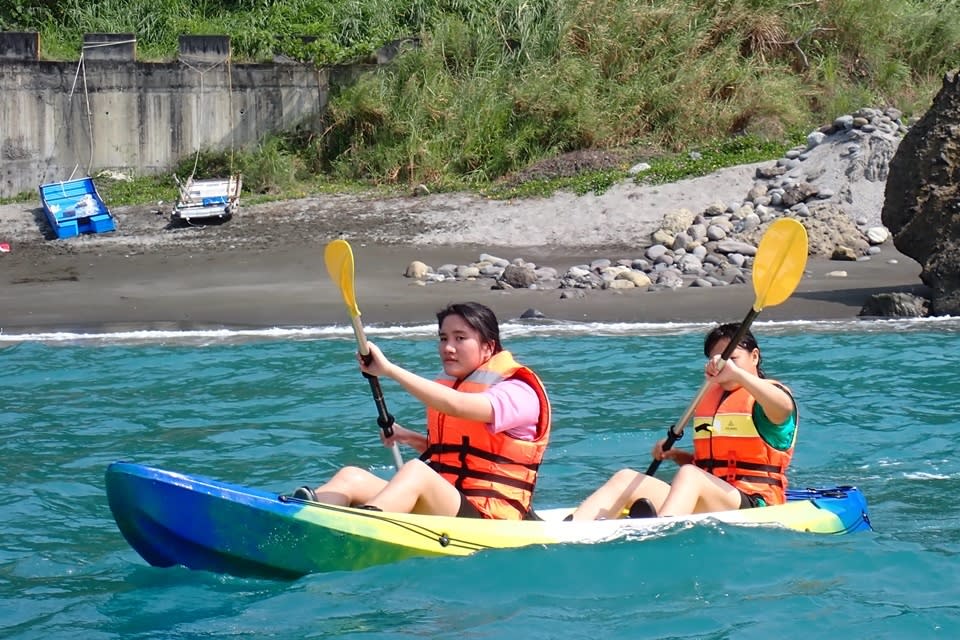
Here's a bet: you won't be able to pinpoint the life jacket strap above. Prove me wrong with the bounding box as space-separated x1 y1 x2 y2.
427 461 538 492
696 458 784 475
696 459 785 487
722 473 783 487
421 443 541 471
458 487 531 519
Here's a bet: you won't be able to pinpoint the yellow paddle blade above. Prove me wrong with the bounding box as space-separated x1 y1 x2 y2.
751 218 809 310
324 239 360 318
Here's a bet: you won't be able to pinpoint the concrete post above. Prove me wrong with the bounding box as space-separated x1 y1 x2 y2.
0 32 39 60
82 34 136 61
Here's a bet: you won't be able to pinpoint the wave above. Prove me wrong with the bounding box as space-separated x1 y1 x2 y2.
2 315 958 345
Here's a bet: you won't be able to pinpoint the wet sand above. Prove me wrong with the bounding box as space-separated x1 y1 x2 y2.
0 239 926 334
0 159 928 335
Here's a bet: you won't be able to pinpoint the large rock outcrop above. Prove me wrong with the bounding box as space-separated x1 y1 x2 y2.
882 71 960 316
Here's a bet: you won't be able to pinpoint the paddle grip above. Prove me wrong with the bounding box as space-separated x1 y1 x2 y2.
363 371 395 437
644 425 683 476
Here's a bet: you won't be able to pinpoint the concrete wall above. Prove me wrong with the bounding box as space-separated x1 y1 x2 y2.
0 32 39 60
0 33 329 198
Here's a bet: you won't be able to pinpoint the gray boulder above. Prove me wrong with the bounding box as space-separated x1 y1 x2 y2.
883 70 960 316
858 292 929 318
499 264 538 289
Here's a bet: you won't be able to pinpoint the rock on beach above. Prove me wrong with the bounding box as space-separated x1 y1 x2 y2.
402 107 911 300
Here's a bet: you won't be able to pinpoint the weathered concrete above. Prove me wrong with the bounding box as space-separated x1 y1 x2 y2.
83 33 136 61
0 33 327 198
0 32 39 60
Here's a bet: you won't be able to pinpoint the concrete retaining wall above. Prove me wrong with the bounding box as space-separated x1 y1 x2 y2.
0 33 330 198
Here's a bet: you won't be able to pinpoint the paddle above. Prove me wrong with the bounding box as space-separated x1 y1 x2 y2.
645 217 809 476
324 239 404 470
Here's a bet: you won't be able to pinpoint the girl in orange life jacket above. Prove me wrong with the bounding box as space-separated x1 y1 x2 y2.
568 322 796 521
294 302 551 520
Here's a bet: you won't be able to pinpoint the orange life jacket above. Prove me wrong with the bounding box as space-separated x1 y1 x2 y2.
691 382 796 505
421 351 551 520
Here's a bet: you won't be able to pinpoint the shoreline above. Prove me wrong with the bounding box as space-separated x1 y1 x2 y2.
0 240 928 335
0 155 931 336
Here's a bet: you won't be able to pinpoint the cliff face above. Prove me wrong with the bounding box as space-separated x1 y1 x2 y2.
882 70 960 316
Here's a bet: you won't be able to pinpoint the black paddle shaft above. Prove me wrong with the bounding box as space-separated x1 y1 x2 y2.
359 352 395 437
645 307 760 477
362 372 396 437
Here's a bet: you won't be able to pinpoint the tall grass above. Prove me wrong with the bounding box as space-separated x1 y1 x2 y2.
318 0 960 188
4 0 960 198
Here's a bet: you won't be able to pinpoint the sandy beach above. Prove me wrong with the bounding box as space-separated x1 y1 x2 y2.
0 162 928 334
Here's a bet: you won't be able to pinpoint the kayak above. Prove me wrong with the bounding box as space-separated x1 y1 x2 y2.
105 461 872 579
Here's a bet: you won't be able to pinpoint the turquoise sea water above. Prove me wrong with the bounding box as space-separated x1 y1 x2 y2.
2 318 959 639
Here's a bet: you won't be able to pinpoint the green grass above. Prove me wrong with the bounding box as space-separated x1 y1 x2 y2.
95 174 177 207
638 134 803 185
0 191 38 205
4 0 960 206
482 134 801 199
484 169 628 200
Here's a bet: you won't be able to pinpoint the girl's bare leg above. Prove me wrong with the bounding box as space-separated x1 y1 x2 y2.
571 468 671 521
658 465 741 516
366 459 463 516
310 466 388 506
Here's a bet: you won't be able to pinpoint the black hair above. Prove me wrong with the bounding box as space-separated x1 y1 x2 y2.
436 302 503 353
703 322 765 377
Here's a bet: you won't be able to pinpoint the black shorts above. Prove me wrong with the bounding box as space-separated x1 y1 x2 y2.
738 490 766 509
455 493 541 519
456 492 483 518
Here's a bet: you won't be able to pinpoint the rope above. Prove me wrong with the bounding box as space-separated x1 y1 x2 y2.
54 38 235 191
227 55 235 175
179 54 232 181
82 38 137 50
279 495 492 553
61 38 138 181
67 52 93 178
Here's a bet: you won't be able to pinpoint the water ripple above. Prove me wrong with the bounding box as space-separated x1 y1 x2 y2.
2 325 959 637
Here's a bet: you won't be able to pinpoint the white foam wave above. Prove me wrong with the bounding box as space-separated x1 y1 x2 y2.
903 471 954 481
1 315 958 345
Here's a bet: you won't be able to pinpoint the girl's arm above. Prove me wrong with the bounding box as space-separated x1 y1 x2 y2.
712 355 795 424
360 342 494 422
653 438 695 466
382 423 429 453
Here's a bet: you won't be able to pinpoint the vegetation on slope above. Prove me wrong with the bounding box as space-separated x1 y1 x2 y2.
3 0 960 203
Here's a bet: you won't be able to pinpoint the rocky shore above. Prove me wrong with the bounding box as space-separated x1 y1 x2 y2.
0 106 935 334
391 107 926 317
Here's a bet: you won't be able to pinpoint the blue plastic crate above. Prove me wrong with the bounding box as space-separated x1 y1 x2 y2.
38 177 116 239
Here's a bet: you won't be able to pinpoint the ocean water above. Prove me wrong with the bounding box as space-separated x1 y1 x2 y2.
2 318 959 639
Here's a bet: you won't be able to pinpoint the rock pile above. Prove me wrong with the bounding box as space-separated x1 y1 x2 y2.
405 107 910 294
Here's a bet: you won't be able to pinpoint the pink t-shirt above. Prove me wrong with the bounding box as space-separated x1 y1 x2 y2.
482 378 540 441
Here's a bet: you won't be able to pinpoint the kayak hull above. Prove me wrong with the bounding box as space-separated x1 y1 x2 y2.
105 462 871 579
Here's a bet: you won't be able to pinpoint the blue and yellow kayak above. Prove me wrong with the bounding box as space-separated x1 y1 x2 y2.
105 461 872 579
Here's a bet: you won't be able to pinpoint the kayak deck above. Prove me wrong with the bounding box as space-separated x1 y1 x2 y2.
105 462 872 579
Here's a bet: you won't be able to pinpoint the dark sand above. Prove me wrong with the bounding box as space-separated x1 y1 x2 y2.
0 160 928 334
0 238 927 334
